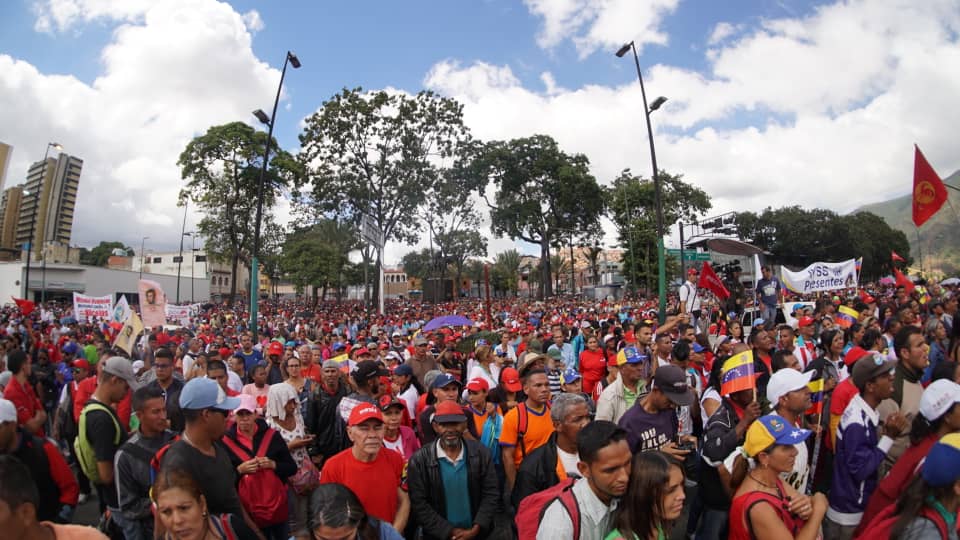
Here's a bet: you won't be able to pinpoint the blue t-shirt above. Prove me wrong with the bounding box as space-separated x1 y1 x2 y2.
755 277 781 307
237 349 263 374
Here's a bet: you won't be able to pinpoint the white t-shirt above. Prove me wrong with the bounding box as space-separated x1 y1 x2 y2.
557 447 580 477
227 371 243 393
679 281 701 313
383 434 404 457
398 384 419 421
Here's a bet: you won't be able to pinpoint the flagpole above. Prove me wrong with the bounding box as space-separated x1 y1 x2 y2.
806 411 824 495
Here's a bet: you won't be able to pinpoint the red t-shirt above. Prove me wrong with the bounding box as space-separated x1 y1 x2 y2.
4 377 44 435
579 349 606 396
320 448 404 523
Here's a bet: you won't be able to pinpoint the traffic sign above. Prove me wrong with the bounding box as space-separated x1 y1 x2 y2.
667 249 711 262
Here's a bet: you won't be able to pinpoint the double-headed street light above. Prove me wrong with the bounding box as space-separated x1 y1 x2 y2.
24 142 62 299
250 51 300 331
616 41 669 324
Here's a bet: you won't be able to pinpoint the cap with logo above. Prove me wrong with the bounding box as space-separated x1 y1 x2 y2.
744 414 812 457
348 403 384 426
919 380 960 421
432 401 467 424
921 433 960 487
798 316 815 328
765 368 813 405
500 367 522 392
465 377 489 393
616 346 647 366
378 394 405 412
267 342 283 356
352 360 388 383
431 373 462 390
102 357 142 390
851 354 896 389
653 365 694 406
562 368 582 385
179 377 240 411
843 346 871 368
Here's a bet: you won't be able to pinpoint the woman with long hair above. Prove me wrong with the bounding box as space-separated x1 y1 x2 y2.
924 317 950 383
283 354 314 425
728 320 744 344
606 451 686 540
309 483 403 540
860 433 960 538
727 415 826 540
266 383 314 540
467 344 500 390
859 379 960 527
153 467 257 540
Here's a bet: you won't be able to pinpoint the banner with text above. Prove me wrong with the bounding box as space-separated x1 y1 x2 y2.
73 293 113 322
165 304 191 325
781 259 859 295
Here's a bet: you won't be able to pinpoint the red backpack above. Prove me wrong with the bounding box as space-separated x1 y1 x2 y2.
515 478 580 540
220 430 289 528
854 501 949 540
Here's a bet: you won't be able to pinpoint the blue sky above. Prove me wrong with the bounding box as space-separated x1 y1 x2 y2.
1 0 957 261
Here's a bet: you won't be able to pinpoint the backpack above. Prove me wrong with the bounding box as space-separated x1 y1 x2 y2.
515 478 580 540
220 430 289 527
854 501 949 540
516 403 529 459
74 401 122 484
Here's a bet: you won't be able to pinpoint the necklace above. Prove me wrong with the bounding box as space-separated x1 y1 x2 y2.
749 471 781 494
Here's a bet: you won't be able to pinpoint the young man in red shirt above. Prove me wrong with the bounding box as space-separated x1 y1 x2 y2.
320 403 410 533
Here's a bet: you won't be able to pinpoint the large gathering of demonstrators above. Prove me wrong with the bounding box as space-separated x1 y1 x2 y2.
1 273 959 540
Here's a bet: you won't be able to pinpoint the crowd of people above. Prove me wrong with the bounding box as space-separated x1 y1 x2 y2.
0 274 959 540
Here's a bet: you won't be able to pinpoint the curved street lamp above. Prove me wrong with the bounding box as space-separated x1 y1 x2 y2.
616 41 669 324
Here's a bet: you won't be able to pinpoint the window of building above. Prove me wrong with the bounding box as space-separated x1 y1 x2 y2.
152 257 162 263
195 255 207 262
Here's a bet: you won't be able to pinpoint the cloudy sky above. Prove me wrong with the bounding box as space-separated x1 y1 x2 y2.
1 0 958 264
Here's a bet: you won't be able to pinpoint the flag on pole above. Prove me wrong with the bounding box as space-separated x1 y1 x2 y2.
12 297 35 316
891 251 905 263
805 376 825 415
912 145 948 227
894 268 915 294
835 306 859 329
113 312 144 355
720 350 756 396
698 262 730 300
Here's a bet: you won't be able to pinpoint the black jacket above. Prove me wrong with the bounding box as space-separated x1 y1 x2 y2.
406 439 500 540
310 381 350 460
511 432 560 508
700 399 744 510
223 420 298 481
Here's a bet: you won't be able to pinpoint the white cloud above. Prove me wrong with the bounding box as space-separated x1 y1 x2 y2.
523 0 680 57
242 9 264 33
3 0 281 251
32 0 153 33
708 22 739 45
427 0 960 255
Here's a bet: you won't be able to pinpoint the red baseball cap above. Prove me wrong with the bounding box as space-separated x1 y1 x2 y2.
844 346 871 368
433 401 467 423
687 267 699 275
218 347 232 358
465 377 489 392
378 395 405 412
73 359 90 370
798 316 815 328
267 342 283 356
501 368 522 392
348 403 384 426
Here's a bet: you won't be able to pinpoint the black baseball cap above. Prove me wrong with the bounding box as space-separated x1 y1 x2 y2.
653 365 694 407
352 360 388 383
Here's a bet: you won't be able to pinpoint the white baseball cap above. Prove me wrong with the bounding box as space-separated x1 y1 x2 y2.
0 398 15 423
766 368 813 406
920 380 960 421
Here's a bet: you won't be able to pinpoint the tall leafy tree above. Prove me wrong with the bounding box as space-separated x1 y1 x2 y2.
492 249 522 296
281 219 357 303
79 241 133 266
400 248 438 283
436 229 487 297
178 122 299 304
606 169 711 293
456 135 605 298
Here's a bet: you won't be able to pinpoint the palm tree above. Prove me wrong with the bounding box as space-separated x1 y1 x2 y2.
494 250 521 296
584 244 604 286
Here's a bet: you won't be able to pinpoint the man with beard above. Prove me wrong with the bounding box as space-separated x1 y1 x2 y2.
407 401 500 540
311 359 351 466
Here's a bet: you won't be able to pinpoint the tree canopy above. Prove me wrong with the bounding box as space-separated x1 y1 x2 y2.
79 241 133 266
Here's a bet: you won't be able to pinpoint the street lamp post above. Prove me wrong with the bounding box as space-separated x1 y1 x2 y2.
177 231 193 304
250 51 301 331
616 42 668 323
139 236 149 279
24 142 62 300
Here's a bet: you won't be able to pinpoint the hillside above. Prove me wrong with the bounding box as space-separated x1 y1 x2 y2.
854 169 960 277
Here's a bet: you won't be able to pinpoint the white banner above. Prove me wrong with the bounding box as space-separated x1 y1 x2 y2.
111 295 132 324
73 293 113 322
781 259 859 295
165 304 191 325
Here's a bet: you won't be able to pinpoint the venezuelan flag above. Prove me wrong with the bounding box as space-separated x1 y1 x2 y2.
805 377 824 415
836 306 859 329
720 350 756 396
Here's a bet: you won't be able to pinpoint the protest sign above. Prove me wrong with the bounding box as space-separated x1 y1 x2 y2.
781 259 858 295
73 293 113 322
111 295 132 324
165 304 191 325
113 311 144 355
139 279 167 329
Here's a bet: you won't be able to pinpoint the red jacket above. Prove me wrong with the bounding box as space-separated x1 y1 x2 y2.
4 376 44 436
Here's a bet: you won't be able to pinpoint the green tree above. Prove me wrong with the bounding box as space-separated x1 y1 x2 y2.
463 258 487 297
400 248 438 282
177 122 299 304
281 219 357 303
606 169 711 292
456 135 605 298
79 241 133 266
436 230 487 297
297 88 471 302
492 249 521 296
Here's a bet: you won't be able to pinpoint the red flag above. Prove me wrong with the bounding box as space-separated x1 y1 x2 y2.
697 262 730 300
894 268 915 294
12 297 35 316
912 145 948 227
891 251 905 263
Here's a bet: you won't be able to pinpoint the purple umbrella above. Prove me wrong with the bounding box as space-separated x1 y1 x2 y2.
422 315 474 332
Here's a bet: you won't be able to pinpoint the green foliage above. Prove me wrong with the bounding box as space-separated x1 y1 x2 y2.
79 241 133 266
733 206 911 280
456 135 605 298
491 249 521 296
400 248 438 282
177 121 299 303
606 169 712 292
297 88 471 247
280 219 357 302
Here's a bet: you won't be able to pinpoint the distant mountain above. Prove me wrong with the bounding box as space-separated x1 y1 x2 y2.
853 170 960 277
